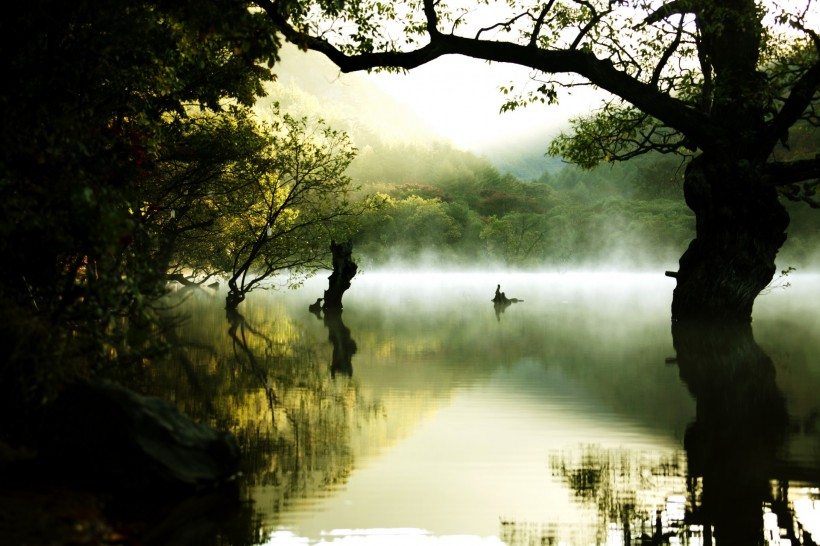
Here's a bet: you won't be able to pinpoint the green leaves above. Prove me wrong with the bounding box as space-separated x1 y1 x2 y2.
222 108 362 307
0 0 283 379
500 82 559 113
548 101 691 169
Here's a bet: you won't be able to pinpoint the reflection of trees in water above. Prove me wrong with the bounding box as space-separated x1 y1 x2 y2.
502 321 818 546
322 308 357 378
499 446 688 546
124 295 378 544
553 446 685 521
223 309 360 499
673 320 797 546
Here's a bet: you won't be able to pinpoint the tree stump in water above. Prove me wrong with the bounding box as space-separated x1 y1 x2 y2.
492 284 522 304
322 240 357 311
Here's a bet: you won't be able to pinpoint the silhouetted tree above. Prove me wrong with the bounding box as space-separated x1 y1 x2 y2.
223 113 361 310
322 240 358 311
260 0 820 321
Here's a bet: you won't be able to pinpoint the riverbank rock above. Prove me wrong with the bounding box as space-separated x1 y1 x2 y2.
40 379 239 494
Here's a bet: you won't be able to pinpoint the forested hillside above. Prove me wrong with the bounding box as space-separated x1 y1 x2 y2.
264 47 820 272
349 148 695 269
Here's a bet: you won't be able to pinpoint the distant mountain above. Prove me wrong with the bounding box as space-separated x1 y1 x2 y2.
258 45 446 149
478 134 569 180
260 44 572 181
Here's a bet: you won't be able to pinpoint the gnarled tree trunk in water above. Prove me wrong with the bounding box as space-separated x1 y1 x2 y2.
322 240 357 311
671 155 790 321
670 2 790 322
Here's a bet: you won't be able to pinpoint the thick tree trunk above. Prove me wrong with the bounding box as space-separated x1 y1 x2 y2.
322 240 357 311
671 155 789 321
225 285 245 311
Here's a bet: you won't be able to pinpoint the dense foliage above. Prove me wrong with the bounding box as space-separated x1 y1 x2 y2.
348 144 694 269
222 111 364 309
0 0 362 432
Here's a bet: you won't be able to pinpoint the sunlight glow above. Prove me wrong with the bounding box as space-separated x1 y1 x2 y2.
793 494 820 541
364 59 600 153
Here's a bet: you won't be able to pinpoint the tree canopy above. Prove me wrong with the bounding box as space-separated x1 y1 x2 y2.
0 0 360 417
262 0 819 176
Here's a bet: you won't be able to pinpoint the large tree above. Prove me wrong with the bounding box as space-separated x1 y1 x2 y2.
260 0 820 321
0 0 281 413
221 111 361 310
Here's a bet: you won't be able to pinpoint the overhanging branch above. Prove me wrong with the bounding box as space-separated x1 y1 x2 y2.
642 0 702 26
764 157 820 185
258 0 720 152
763 60 820 155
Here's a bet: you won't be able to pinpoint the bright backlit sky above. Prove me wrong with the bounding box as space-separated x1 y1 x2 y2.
351 2 820 155
363 56 604 154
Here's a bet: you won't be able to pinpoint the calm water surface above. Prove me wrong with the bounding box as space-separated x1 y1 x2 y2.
146 271 820 545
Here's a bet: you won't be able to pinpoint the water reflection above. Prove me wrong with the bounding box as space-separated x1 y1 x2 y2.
127 274 820 545
544 446 687 545
673 320 792 546
495 318 817 546
126 293 374 544
305 294 358 377
492 283 523 321
323 309 357 378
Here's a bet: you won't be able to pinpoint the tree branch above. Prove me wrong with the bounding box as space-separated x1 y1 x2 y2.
476 11 533 40
260 2 720 153
424 0 441 36
763 60 820 155
651 16 684 87
529 1 556 48
764 157 820 185
569 2 610 51
642 0 702 26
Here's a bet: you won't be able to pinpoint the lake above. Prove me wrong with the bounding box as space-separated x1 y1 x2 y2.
141 270 820 545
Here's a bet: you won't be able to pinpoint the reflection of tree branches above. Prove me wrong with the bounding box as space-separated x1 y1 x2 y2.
114 305 223 421
496 445 691 545
548 446 687 543
224 308 357 500
226 309 281 424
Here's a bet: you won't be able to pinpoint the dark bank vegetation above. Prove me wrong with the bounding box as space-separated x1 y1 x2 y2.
0 0 370 433
0 10 373 536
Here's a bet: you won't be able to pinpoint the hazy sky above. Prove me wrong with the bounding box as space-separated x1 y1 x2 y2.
363 56 605 154
277 2 820 159
350 3 820 155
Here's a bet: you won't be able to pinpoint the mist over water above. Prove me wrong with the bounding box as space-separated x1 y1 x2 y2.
160 269 820 545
